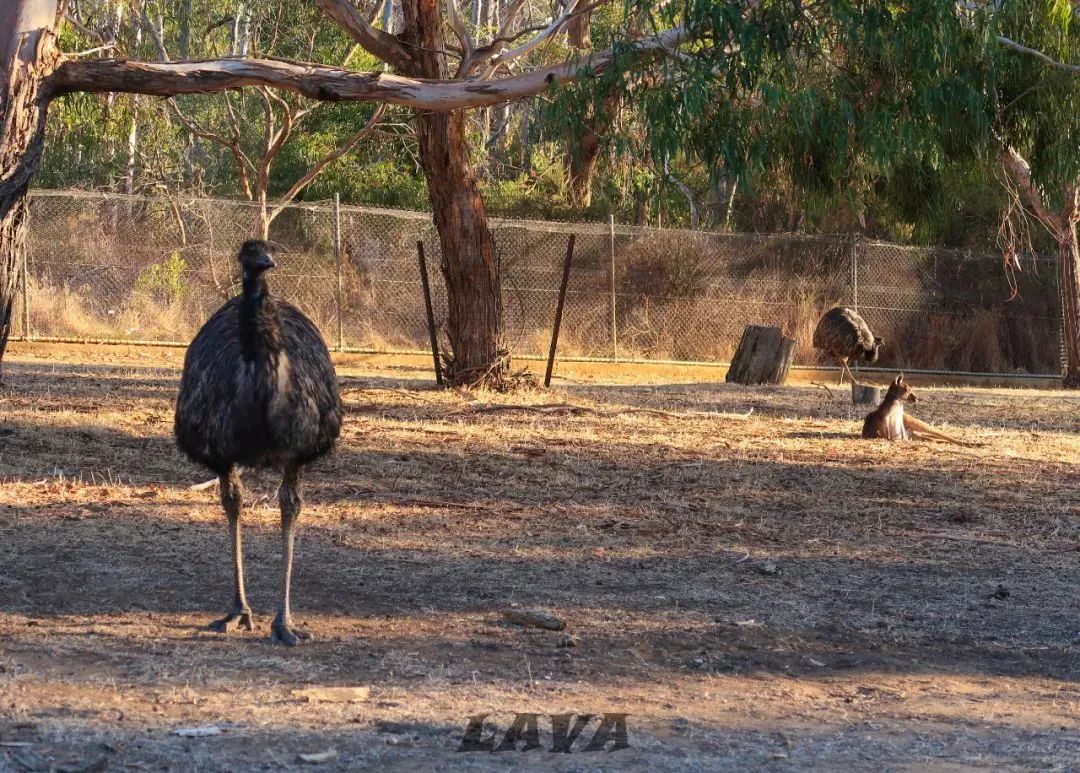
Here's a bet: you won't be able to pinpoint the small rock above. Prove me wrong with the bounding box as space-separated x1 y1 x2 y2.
556 634 581 648
502 609 566 631
756 561 781 576
297 749 338 764
171 726 222 738
990 584 1010 600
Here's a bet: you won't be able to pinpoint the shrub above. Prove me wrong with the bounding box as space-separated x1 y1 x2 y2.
135 251 189 304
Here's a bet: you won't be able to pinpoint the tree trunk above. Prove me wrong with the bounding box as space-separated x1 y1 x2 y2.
1060 222 1080 387
403 0 505 385
415 109 504 385
566 127 602 209
0 0 61 380
565 92 617 209
1001 149 1079 388
725 325 795 385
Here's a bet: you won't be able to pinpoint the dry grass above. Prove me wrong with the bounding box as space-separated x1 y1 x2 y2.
0 341 1077 771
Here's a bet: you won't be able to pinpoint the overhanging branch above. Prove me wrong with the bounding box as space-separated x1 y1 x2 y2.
997 34 1080 76
48 25 689 111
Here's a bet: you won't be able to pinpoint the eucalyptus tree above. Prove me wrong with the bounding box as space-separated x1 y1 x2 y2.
991 2 1080 386
1 0 682 382
560 1 1080 384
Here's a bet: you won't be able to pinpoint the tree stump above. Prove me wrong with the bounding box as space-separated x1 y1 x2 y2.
851 383 884 406
725 325 796 385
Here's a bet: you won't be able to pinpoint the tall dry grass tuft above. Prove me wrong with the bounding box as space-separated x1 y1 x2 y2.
27 274 198 342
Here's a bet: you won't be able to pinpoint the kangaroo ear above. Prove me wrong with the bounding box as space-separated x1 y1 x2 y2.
894 373 904 385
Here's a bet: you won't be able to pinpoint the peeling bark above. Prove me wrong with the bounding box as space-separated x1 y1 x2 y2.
49 26 689 110
0 0 61 379
1002 147 1080 387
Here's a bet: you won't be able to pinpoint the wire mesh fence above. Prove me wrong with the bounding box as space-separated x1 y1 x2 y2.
13 189 1065 377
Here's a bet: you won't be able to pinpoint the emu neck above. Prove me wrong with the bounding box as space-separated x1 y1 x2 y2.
240 273 280 360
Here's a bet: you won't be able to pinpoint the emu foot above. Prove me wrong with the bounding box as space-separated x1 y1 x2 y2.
271 620 313 647
208 609 255 633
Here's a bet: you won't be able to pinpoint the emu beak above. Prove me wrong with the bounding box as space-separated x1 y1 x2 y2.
254 253 276 270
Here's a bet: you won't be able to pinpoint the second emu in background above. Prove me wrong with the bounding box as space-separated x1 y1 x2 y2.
813 306 884 385
174 239 342 646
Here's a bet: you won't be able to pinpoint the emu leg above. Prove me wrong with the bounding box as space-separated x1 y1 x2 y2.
840 359 859 386
272 464 312 646
209 467 255 633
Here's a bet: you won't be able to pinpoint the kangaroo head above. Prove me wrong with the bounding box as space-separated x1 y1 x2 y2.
884 373 917 404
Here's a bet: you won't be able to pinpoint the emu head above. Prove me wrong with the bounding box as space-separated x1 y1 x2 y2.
864 336 884 363
238 239 277 281
885 373 917 404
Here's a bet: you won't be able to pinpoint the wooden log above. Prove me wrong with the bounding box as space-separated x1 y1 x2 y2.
851 383 884 406
725 325 796 385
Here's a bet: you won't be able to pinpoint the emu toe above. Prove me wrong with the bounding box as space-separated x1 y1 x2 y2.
271 620 313 647
208 610 255 633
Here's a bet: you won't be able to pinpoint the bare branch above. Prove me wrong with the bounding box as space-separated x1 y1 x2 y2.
1001 146 1061 234
446 0 472 75
136 3 170 62
267 104 386 223
223 89 244 143
311 0 414 72
997 34 1080 76
51 25 690 109
167 101 255 198
486 0 605 71
63 12 108 46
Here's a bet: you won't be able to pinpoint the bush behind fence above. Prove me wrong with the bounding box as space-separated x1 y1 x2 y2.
13 189 1065 377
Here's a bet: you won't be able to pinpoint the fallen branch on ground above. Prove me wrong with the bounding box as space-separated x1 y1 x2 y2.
461 403 753 420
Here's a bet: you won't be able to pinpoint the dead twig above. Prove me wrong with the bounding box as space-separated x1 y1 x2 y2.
462 403 753 420
893 529 1041 550
809 381 835 398
339 385 439 402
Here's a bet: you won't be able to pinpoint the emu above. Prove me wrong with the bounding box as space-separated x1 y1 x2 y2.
812 306 884 385
174 240 342 646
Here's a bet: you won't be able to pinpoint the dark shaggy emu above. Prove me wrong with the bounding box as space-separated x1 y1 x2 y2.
175 239 342 646
812 306 884 385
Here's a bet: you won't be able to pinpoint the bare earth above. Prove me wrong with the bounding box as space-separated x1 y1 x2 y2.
0 342 1077 771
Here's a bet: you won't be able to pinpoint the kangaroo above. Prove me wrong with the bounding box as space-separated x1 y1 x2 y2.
862 374 978 446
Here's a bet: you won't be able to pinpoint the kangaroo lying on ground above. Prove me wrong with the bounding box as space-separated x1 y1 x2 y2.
861 374 979 446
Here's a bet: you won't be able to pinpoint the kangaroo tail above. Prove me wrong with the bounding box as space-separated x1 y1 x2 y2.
903 414 980 447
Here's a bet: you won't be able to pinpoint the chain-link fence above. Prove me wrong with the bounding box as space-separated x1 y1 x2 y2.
11 188 1065 377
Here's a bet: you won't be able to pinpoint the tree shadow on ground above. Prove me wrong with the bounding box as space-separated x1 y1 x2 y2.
1 442 1075 684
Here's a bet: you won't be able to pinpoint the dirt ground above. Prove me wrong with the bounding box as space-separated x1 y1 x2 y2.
0 342 1077 771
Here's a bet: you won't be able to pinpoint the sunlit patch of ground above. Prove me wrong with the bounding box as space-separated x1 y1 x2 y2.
1 342 1077 770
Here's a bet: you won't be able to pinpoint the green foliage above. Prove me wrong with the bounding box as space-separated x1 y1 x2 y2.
38 0 1080 253
135 252 189 304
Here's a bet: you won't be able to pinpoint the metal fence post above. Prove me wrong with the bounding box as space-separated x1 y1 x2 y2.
1057 252 1068 375
609 214 618 360
850 234 859 312
333 193 344 352
20 242 30 336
